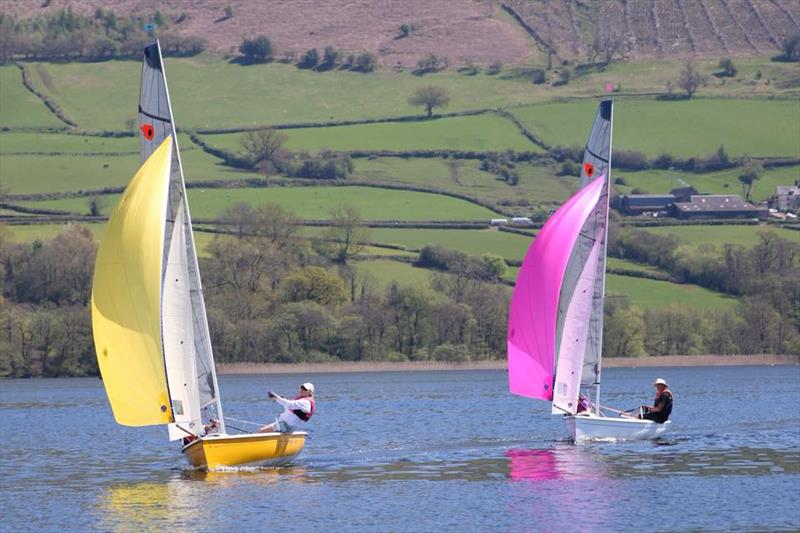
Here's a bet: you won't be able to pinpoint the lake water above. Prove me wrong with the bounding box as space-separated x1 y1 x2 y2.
1 366 799 532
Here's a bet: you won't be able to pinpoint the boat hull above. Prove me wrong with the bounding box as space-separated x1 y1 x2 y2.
182 432 307 470
566 415 671 442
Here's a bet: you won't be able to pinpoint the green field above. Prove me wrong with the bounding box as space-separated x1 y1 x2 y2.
19 58 553 131
638 225 800 249
365 227 532 260
354 157 577 207
2 222 216 256
511 98 800 158
355 259 435 290
359 246 417 257
503 264 735 310
614 165 800 202
2 222 104 242
0 132 138 154
0 66 63 129
1 142 243 195
607 257 668 275
18 186 500 220
3 49 798 334
606 274 738 310
202 113 539 153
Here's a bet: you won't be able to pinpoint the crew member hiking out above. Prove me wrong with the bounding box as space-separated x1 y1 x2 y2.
258 382 315 433
640 378 673 423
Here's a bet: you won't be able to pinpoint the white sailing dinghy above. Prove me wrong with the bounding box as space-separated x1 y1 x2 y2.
92 40 307 469
507 99 670 442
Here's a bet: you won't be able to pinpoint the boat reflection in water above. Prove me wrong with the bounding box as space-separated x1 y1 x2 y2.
506 444 607 481
505 445 616 531
100 468 310 531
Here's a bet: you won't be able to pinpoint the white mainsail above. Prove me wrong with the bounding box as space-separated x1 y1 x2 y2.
138 40 225 438
551 100 613 414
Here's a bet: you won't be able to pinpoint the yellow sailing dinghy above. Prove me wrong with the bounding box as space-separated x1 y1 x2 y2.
91 40 306 469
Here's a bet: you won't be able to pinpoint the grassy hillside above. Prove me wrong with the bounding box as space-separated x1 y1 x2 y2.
202 113 539 153
605 274 738 311
639 225 800 249
19 59 550 131
18 186 500 221
615 165 800 202
0 132 138 153
12 55 800 132
354 157 577 207
366 227 533 260
1 147 240 194
511 98 800 158
0 66 63 129
3 51 798 325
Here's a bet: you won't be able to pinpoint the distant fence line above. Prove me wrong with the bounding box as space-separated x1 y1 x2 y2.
494 109 550 150
16 63 77 128
3 176 515 217
192 108 494 134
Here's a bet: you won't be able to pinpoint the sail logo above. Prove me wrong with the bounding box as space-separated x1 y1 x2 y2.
140 123 155 141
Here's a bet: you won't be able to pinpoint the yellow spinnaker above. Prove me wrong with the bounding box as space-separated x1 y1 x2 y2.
92 136 173 426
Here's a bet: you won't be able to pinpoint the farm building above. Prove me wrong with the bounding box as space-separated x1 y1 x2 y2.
670 195 768 220
613 194 676 215
772 185 800 212
669 186 699 202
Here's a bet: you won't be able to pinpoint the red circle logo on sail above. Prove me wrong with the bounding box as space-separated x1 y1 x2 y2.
140 123 155 141
583 162 595 177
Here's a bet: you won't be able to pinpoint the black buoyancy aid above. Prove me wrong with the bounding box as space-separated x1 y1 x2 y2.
655 389 673 420
291 396 315 422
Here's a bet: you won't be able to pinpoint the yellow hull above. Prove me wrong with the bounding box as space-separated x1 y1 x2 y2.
182 432 307 470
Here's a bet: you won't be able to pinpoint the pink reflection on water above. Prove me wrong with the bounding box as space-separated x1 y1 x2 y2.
506 446 606 481
506 446 615 530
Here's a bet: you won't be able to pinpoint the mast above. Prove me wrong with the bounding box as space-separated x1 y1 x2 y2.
594 100 613 414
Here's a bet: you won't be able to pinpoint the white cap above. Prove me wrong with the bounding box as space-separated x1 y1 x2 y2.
301 382 315 394
653 378 668 387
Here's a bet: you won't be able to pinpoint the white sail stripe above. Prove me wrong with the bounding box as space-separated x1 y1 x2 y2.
552 236 603 414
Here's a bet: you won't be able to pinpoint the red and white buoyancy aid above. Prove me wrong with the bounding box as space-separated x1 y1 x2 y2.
291 396 315 422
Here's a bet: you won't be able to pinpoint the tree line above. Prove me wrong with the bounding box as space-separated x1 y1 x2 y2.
237 34 377 73
2 213 798 378
0 8 206 63
605 227 800 356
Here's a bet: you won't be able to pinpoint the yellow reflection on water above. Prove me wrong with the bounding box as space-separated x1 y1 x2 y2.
100 467 309 532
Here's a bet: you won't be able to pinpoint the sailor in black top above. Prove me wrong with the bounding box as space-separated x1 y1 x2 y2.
640 378 673 424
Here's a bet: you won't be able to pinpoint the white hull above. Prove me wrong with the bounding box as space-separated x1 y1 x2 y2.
566 414 671 442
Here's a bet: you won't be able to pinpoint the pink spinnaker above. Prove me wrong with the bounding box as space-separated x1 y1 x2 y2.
507 176 604 400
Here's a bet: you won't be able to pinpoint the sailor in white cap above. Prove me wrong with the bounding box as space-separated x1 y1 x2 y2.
258 382 316 433
639 378 673 423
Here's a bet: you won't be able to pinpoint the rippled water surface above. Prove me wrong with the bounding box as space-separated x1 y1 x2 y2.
2 366 799 532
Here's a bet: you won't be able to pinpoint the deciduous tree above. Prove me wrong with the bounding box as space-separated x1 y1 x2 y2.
408 85 451 117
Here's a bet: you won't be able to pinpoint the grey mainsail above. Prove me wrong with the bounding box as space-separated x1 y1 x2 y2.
138 40 225 439
553 100 612 412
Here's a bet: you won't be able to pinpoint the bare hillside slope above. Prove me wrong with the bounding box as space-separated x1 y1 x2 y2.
505 0 800 60
2 0 534 67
